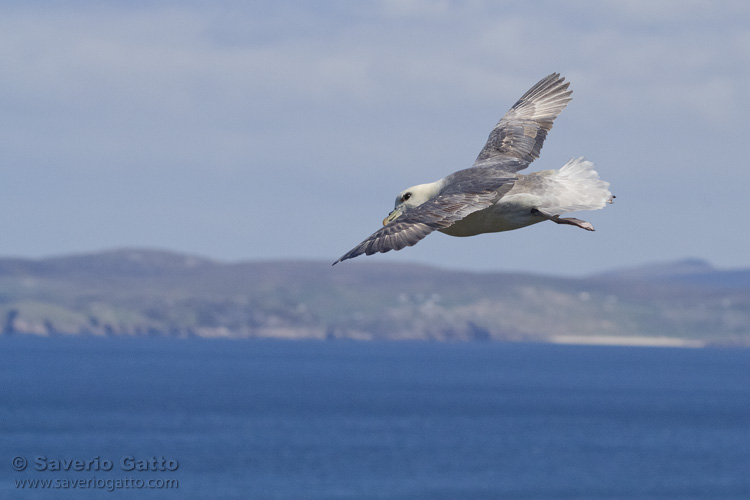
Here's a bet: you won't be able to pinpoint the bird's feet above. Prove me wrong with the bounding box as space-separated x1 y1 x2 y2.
531 208 595 231
555 216 595 231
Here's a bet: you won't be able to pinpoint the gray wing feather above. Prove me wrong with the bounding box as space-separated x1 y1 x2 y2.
333 172 515 265
472 73 572 171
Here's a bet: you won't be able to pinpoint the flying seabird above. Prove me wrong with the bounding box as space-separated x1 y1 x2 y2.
333 73 613 265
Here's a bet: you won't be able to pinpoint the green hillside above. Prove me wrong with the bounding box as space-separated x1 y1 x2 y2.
1 249 748 345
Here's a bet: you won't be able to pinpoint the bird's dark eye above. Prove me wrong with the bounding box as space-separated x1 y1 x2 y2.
402 193 411 201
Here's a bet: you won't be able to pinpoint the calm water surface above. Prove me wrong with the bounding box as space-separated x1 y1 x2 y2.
1 336 749 499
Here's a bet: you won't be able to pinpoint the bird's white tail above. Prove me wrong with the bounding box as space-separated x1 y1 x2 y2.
541 157 613 214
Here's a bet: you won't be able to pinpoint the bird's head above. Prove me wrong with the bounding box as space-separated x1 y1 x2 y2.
383 181 442 225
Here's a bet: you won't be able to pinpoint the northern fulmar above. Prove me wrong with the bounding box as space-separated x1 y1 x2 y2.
333 73 613 265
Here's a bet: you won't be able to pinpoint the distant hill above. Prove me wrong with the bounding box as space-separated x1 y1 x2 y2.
1 249 748 345
597 258 750 289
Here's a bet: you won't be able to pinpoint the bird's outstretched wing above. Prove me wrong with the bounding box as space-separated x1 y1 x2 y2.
333 178 514 265
472 73 572 171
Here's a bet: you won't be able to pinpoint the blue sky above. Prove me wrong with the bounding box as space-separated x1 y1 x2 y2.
2 1 749 275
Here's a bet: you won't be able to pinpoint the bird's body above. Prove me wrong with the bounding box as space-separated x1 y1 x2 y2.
440 158 610 236
333 73 613 265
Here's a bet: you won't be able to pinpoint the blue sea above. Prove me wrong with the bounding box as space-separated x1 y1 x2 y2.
1 336 749 500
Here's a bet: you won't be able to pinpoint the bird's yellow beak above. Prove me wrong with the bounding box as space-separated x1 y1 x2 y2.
383 209 402 226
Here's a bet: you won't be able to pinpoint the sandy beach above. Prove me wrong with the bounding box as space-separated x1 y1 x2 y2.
549 335 706 348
